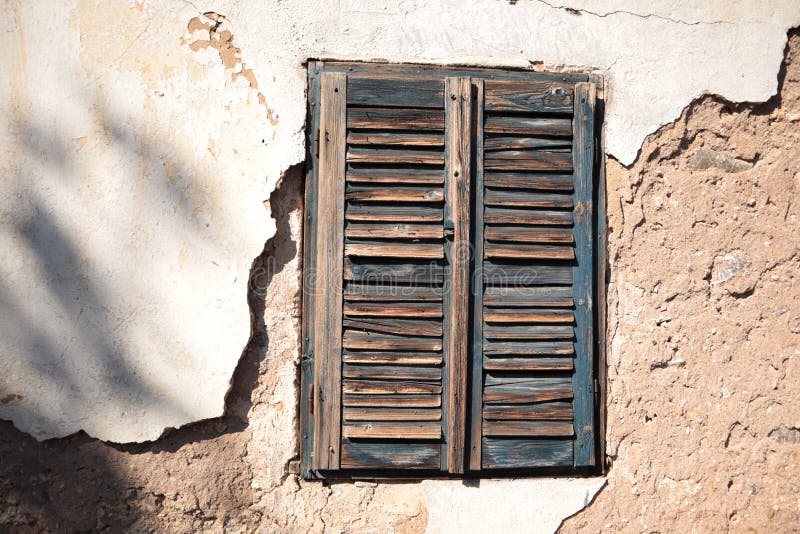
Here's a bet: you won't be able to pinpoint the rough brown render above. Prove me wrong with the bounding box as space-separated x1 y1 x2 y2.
2 30 800 534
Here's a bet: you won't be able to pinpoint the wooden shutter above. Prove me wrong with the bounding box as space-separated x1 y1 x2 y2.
302 69 475 475
469 80 597 470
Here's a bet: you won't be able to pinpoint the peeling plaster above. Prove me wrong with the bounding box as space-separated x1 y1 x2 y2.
0 0 799 444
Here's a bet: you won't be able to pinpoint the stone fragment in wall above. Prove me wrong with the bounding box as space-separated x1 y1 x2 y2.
712 253 757 297
690 148 753 173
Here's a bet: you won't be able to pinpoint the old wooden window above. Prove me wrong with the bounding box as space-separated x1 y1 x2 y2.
300 62 604 478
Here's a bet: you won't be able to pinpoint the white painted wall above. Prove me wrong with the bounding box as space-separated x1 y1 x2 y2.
1 0 798 444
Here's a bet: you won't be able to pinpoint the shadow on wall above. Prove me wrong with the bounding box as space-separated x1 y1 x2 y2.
0 95 303 529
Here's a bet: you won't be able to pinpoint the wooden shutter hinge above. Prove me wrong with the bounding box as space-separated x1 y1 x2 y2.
309 387 314 415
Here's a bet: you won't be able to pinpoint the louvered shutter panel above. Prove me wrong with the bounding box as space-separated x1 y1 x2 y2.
470 80 597 470
304 71 473 474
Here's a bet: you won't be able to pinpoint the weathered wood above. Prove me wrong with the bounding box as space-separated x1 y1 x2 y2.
483 402 574 421
483 286 574 306
344 407 442 421
483 115 572 136
484 243 575 260
346 203 443 222
345 222 444 240
483 356 574 372
347 166 444 185
483 375 574 404
485 374 574 388
443 76 473 474
485 226 574 244
482 438 573 469
484 172 573 191
484 137 572 151
343 421 441 439
343 317 443 337
484 190 573 209
345 242 444 260
343 393 442 408
483 421 574 437
483 308 574 324
483 324 574 340
343 364 441 381
341 440 441 470
348 107 445 130
312 72 347 470
482 263 573 287
484 207 573 226
347 76 444 108
344 283 443 302
346 185 444 203
484 79 573 113
483 341 575 356
347 131 444 147
572 82 597 467
344 259 445 283
343 352 443 366
347 148 445 166
343 380 442 395
485 150 573 172
469 78 486 471
343 331 443 351
343 301 442 317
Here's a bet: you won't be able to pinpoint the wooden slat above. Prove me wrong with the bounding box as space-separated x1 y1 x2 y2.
341 440 441 470
484 308 574 324
485 150 573 172
483 376 574 404
344 301 442 317
485 226 573 244
484 137 572 151
346 185 444 203
344 380 442 395
345 242 444 260
482 438 573 469
484 243 575 260
484 286 574 307
483 403 574 421
343 421 441 439
483 421 574 437
483 341 574 356
343 393 441 408
344 407 442 421
484 207 573 226
347 166 444 185
348 107 445 130
483 356 574 372
343 331 443 351
343 317 443 337
347 148 445 165
483 324 574 340
343 352 443 365
347 132 444 147
483 115 572 136
343 364 441 381
443 76 473 474
312 72 346 470
484 172 573 191
484 79 573 113
482 264 574 287
346 222 443 240
346 203 443 222
347 76 444 108
572 82 597 467
344 259 445 283
484 190 573 209
344 283 443 302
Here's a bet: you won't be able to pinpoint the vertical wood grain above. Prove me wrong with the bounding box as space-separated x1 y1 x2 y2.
572 82 596 467
444 77 472 474
468 79 485 471
312 71 347 471
300 61 321 478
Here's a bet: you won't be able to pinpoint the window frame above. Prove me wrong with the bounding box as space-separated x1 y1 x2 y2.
300 60 607 480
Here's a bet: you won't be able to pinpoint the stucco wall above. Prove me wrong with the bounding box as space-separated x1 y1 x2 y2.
2 1 800 532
